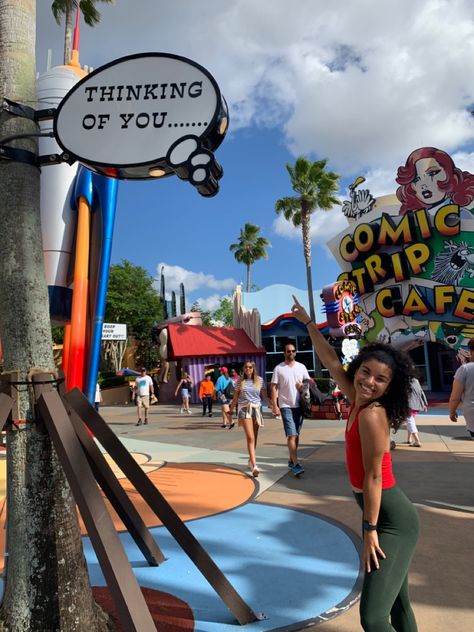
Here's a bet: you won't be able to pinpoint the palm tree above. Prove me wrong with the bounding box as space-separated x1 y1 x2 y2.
275 157 340 321
0 2 112 629
52 0 114 64
230 223 271 292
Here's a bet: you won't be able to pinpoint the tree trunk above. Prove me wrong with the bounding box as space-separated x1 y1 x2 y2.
301 209 322 376
301 209 315 320
246 264 251 292
0 2 113 629
64 0 74 65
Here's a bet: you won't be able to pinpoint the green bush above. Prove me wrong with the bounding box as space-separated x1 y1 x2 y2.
99 375 126 389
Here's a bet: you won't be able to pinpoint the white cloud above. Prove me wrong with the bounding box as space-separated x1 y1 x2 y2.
194 294 223 312
451 150 474 174
154 262 236 295
273 205 348 243
358 169 399 198
37 0 474 175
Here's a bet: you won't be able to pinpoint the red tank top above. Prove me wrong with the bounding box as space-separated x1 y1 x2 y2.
345 403 396 490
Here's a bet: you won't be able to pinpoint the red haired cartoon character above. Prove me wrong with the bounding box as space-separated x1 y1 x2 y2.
396 147 474 216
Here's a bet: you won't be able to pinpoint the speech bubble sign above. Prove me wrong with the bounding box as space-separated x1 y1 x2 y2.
54 53 223 170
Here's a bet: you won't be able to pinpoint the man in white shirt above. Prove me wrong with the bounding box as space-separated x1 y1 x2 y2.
134 367 154 426
271 341 310 475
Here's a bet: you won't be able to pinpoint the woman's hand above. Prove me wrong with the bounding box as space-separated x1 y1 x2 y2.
363 530 386 572
291 294 310 323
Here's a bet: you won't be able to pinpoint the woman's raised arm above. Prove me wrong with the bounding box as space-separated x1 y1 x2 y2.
290 295 354 400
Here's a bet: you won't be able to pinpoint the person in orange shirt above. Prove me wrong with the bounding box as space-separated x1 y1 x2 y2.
199 374 216 417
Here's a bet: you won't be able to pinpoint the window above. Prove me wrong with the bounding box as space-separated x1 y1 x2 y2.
263 337 275 353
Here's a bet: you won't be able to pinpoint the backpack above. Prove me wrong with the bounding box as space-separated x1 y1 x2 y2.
300 379 324 418
224 379 235 399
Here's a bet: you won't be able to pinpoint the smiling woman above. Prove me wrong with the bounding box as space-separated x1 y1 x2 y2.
290 294 420 632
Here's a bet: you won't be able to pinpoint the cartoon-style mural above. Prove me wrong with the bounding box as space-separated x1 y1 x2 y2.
328 147 474 352
341 176 376 220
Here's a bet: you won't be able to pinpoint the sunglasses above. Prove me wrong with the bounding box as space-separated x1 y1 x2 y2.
285 349 296 353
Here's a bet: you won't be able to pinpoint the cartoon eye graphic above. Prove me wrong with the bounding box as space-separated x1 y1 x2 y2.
445 335 459 347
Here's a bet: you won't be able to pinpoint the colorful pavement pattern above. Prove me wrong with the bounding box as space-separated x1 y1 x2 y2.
1 401 473 631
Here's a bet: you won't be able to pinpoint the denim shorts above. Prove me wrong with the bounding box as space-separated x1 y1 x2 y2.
280 407 304 436
181 388 190 399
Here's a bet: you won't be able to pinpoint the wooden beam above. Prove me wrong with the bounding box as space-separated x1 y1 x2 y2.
0 393 13 432
65 388 259 625
37 390 156 632
66 402 165 566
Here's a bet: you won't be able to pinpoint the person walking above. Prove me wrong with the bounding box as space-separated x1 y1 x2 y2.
291 295 419 631
449 338 474 439
215 367 235 429
175 371 193 414
94 382 102 412
199 374 215 417
134 367 154 426
330 379 346 420
270 341 310 476
229 361 269 477
406 376 428 447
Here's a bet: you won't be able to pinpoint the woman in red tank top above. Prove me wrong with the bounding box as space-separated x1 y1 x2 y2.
291 295 419 632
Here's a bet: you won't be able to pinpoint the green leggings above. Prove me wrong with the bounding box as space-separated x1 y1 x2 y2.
354 486 419 631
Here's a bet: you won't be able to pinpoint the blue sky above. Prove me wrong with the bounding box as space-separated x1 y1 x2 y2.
36 1 474 311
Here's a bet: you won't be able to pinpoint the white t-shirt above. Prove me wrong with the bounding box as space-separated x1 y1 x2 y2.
271 361 310 408
135 374 153 397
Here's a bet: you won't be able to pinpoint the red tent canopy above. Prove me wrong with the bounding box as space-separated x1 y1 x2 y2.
167 324 265 359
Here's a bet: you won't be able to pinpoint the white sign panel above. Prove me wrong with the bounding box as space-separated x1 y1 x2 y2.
54 53 220 167
101 323 127 340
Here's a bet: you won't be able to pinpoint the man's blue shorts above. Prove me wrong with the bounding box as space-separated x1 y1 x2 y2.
280 407 304 437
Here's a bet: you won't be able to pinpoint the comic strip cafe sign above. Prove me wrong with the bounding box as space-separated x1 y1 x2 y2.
53 52 225 182
322 280 361 337
336 205 474 322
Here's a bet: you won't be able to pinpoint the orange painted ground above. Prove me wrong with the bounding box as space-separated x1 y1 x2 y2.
0 460 255 570
79 461 255 533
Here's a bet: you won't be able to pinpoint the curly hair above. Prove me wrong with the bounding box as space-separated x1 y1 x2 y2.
346 343 414 431
396 147 474 215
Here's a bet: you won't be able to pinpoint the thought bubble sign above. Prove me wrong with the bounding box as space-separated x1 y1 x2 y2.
54 53 221 168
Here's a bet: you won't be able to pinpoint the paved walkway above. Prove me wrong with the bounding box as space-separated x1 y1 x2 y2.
96 401 473 631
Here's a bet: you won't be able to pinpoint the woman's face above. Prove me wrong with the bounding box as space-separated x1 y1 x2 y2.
412 157 447 206
243 364 254 377
354 359 392 404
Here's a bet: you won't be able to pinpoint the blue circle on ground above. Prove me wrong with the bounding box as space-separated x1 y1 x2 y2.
83 502 361 631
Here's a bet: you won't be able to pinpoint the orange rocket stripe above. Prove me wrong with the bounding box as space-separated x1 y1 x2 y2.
67 196 90 391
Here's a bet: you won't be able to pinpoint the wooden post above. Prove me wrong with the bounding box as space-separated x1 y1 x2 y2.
37 389 156 632
66 401 165 566
65 388 259 625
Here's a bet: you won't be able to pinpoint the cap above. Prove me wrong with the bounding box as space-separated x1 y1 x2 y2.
220 366 228 373
141 367 147 371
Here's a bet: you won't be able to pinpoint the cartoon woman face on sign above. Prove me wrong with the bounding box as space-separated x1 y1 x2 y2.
412 157 448 205
396 147 474 215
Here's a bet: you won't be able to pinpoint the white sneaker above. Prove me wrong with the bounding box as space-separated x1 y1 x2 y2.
187 409 192 414
252 465 260 477
180 408 184 414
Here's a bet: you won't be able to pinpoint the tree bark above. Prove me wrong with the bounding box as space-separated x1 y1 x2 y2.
301 209 322 376
64 0 74 65
301 209 315 320
246 264 251 292
0 2 114 629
